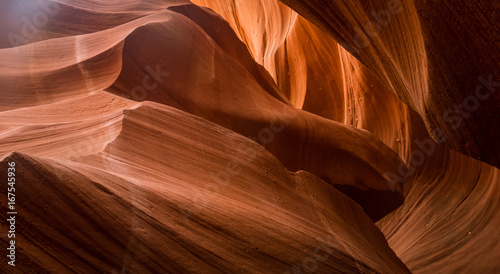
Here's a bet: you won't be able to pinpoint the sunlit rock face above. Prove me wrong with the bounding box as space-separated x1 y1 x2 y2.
0 0 498 273
279 0 500 169
193 0 500 272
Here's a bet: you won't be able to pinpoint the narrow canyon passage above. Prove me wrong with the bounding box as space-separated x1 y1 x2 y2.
0 0 498 273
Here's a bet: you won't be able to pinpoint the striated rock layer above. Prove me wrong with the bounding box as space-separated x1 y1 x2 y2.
0 102 410 273
0 0 499 273
278 0 500 168
192 1 500 272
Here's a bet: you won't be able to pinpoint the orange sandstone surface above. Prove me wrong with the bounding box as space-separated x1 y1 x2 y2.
0 0 498 273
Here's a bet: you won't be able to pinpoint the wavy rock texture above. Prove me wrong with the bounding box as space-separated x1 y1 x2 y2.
340 47 500 273
278 0 500 168
0 103 409 273
0 0 499 273
193 1 500 272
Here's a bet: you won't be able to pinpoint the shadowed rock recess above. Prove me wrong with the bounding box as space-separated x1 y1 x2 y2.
0 0 498 273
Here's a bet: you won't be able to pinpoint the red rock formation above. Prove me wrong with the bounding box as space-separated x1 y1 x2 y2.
279 0 500 168
0 103 410 272
0 0 499 273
